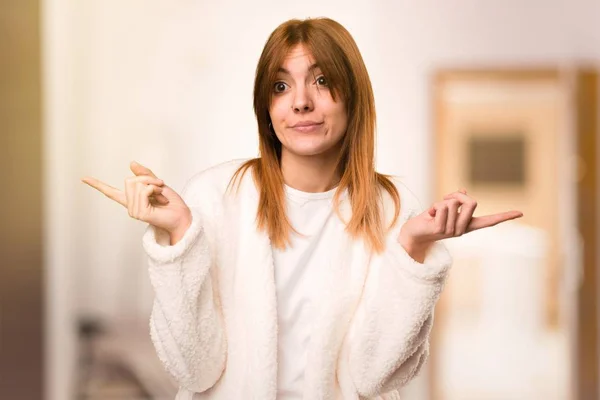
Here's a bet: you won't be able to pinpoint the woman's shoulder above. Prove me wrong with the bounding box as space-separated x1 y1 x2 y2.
380 174 424 218
181 158 251 203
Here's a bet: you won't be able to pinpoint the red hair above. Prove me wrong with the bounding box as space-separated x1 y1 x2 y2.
230 17 400 253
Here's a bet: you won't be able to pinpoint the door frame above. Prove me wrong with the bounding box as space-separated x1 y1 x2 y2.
430 67 597 400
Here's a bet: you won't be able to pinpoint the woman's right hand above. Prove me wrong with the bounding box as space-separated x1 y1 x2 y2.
81 161 192 242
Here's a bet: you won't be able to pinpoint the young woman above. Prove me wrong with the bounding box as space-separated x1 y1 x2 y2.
82 17 522 400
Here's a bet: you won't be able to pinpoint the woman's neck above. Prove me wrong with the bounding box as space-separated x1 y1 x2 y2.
280 149 340 193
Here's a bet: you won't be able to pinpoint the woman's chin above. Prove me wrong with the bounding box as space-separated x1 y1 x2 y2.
285 145 339 158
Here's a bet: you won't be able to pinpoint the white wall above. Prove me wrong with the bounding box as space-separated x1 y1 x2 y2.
372 0 600 200
44 1 600 399
42 1 79 398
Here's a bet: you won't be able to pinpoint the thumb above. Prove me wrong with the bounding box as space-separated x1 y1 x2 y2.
130 161 158 178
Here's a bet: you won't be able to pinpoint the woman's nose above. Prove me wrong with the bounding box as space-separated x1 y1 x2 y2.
292 88 314 112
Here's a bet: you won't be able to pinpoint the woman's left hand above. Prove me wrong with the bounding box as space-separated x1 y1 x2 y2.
397 189 523 262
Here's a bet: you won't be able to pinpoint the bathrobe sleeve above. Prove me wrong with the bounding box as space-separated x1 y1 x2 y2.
142 173 227 393
344 182 453 398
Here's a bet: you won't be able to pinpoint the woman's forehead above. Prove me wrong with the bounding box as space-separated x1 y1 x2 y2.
284 44 315 62
279 44 319 73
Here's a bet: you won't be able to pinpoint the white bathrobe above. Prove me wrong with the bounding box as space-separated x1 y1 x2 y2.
142 159 452 400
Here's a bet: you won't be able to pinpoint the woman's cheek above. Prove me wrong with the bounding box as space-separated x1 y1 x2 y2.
270 99 289 121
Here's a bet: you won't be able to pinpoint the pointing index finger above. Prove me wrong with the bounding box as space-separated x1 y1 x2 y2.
81 176 127 207
466 210 524 233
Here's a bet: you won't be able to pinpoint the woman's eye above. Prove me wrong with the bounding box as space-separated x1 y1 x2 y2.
274 82 288 93
315 76 328 86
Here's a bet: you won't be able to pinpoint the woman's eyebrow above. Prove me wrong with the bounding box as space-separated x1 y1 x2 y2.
277 63 320 75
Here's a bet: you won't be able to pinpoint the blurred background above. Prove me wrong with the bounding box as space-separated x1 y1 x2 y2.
2 0 599 399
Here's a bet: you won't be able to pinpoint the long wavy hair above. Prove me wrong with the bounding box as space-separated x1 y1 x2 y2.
229 17 400 253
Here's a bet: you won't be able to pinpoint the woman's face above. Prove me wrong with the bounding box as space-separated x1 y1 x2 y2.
269 44 348 159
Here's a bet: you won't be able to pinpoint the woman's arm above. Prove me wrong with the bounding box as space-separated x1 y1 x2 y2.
343 180 522 398
343 224 451 397
143 176 227 394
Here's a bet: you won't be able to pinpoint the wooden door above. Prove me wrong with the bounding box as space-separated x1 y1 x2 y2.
430 69 585 400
